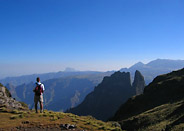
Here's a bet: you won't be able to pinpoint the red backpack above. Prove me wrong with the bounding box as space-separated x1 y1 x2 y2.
34 83 43 96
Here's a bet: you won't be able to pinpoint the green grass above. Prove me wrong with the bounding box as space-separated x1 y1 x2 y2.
120 100 184 131
10 115 20 119
0 109 122 130
19 101 28 108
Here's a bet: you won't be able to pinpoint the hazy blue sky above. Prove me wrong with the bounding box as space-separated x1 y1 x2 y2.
0 0 184 78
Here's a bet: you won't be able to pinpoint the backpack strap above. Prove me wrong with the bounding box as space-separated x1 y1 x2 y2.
35 82 41 86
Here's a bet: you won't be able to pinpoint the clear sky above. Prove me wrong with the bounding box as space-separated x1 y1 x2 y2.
0 0 184 78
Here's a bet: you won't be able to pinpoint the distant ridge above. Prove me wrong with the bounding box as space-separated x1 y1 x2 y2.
1 59 183 86
0 71 108 86
120 59 184 84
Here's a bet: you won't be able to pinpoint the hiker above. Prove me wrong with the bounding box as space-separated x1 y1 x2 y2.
33 77 45 113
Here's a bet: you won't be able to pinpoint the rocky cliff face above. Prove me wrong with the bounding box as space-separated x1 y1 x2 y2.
66 71 135 121
0 83 28 110
132 70 145 95
112 68 184 122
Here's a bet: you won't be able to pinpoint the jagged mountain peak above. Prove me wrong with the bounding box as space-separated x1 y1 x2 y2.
111 71 130 77
132 70 145 95
103 71 130 82
135 70 142 75
67 71 134 121
134 70 145 81
112 68 184 123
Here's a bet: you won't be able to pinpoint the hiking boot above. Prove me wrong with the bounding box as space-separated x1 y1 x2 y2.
40 110 43 113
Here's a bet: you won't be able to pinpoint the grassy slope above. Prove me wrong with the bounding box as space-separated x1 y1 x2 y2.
120 99 184 131
0 108 121 131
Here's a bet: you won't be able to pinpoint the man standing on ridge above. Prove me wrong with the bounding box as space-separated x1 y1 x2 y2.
33 77 45 113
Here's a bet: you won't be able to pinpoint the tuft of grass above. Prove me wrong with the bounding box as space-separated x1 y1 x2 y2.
11 109 21 114
19 101 28 108
98 126 107 130
0 107 8 112
19 114 24 118
50 115 58 121
10 114 24 120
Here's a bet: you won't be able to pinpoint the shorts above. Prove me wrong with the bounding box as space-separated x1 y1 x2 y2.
34 94 43 103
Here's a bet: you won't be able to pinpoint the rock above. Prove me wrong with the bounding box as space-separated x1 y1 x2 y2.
22 121 30 124
0 84 28 110
111 122 121 128
132 70 145 95
60 124 77 130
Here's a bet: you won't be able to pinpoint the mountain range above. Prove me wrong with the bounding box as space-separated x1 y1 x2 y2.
120 59 184 84
2 67 184 130
1 59 183 87
0 70 113 86
1 59 184 130
6 71 113 111
2 59 184 115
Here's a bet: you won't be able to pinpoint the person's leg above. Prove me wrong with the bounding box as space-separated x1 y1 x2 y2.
40 102 43 113
34 95 38 113
40 95 44 113
35 102 38 113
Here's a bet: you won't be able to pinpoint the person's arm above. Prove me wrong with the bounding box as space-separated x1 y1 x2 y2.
33 83 36 92
41 84 45 92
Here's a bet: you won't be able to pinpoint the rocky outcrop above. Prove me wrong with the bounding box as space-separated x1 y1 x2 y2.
132 70 145 95
6 83 21 101
66 71 134 121
0 83 28 110
112 68 184 121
